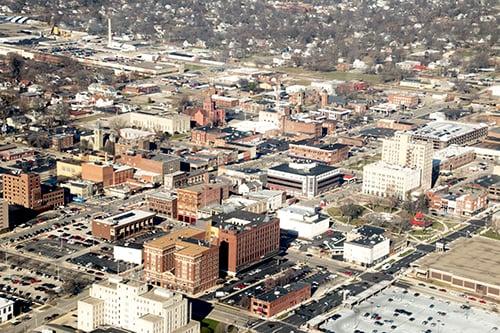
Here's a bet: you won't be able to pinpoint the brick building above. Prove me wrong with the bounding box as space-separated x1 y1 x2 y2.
81 162 134 187
185 87 225 127
432 145 476 172
289 142 349 165
177 184 230 223
387 93 419 108
250 282 311 318
164 170 209 190
211 211 280 275
91 210 156 241
190 127 228 146
376 119 417 131
51 134 74 151
0 147 35 161
337 135 366 147
119 153 180 180
146 191 177 219
143 228 219 295
2 173 64 211
427 186 488 216
283 118 322 138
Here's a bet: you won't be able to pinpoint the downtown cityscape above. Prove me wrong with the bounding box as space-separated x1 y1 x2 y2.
0 1 498 333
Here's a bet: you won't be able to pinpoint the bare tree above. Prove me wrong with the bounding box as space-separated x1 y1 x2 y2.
108 117 128 138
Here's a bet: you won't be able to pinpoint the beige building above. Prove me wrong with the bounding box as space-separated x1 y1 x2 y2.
0 199 9 231
77 277 199 333
114 112 190 135
56 160 83 178
362 161 421 199
381 132 433 190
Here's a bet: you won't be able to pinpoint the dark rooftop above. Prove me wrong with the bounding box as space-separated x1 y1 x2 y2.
360 128 397 138
254 282 310 302
473 174 500 188
269 162 337 177
212 210 273 232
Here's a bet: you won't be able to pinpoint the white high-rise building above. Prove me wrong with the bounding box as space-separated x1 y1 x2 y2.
381 132 433 190
362 161 421 199
77 277 199 333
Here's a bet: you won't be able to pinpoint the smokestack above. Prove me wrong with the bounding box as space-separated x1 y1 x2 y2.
107 17 112 47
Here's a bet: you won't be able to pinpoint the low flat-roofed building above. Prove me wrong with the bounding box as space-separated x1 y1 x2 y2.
112 111 190 135
250 282 311 318
245 189 285 212
289 142 349 165
411 121 488 149
277 204 330 240
56 159 83 178
343 226 390 267
0 297 14 323
267 162 342 198
414 237 500 300
0 147 35 161
433 145 476 172
146 191 177 219
472 174 500 201
61 180 99 200
92 210 156 241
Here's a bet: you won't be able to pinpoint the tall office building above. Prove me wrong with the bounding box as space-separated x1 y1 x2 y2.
2 173 64 210
381 132 433 190
77 277 199 333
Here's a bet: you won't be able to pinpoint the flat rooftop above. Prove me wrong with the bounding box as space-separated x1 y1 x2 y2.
254 282 309 302
95 210 156 226
291 141 348 151
321 286 500 333
433 144 474 160
416 237 500 287
411 121 488 142
144 228 211 257
269 162 337 177
212 210 274 231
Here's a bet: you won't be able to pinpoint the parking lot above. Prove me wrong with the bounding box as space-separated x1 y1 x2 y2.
0 262 66 322
68 251 137 274
319 286 500 333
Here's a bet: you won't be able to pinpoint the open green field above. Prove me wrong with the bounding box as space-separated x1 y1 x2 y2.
482 229 500 241
201 319 220 333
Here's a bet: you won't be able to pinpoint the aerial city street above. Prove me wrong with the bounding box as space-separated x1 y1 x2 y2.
0 1 498 333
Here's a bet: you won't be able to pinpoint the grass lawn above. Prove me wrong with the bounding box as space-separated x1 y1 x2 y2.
399 249 415 257
430 221 444 231
336 217 365 226
410 228 436 240
185 63 205 71
169 132 190 141
482 229 500 241
327 206 341 217
201 319 220 333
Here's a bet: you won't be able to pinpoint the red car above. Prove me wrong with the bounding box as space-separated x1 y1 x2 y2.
479 300 486 304
343 271 353 276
